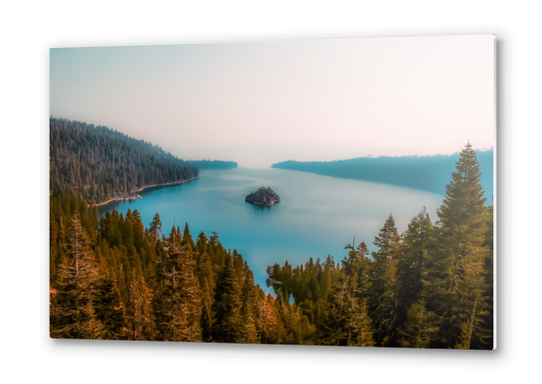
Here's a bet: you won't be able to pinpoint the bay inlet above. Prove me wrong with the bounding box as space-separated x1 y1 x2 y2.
99 167 444 292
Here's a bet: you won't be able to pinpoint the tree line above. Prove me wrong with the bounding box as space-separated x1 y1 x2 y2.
50 206 310 343
267 143 493 349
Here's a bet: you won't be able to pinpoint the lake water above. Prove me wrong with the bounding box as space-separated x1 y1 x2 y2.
99 168 444 292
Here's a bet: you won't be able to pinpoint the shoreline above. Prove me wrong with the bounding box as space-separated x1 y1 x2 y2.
89 176 198 208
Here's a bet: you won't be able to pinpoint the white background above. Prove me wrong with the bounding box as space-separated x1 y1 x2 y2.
0 0 539 383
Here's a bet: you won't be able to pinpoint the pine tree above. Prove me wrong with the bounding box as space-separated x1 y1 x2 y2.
397 299 438 348
278 302 301 344
123 210 135 249
479 205 494 349
350 299 375 347
126 269 156 340
181 223 195 250
50 214 103 339
212 253 242 343
132 210 145 251
423 143 490 349
455 297 486 349
148 213 162 241
155 228 202 342
260 294 282 344
368 214 401 346
94 278 125 340
323 277 374 347
396 208 434 325
200 277 214 342
239 263 261 344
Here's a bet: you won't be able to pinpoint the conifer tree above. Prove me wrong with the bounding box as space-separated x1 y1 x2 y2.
123 210 135 249
212 253 242 343
94 278 125 340
323 277 374 346
368 214 401 346
423 143 490 348
132 210 145 250
148 213 162 241
322 279 349 345
260 294 282 344
480 205 494 349
396 208 434 324
239 264 261 344
350 299 375 347
117 263 129 313
195 232 208 258
126 269 156 340
50 214 103 339
155 229 202 342
200 277 214 342
278 302 302 344
455 297 487 349
196 252 214 292
397 299 438 348
181 223 195 250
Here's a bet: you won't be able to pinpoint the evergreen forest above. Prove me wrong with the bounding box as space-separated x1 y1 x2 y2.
50 121 493 349
50 118 236 206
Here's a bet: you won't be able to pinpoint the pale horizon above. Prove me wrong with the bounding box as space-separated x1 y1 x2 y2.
51 35 495 168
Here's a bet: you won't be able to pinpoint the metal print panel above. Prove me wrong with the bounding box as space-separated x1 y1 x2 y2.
49 35 495 349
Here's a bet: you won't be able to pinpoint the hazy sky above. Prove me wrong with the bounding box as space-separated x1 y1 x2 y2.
50 35 495 168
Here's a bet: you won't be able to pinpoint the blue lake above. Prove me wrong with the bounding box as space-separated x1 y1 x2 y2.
99 168 444 292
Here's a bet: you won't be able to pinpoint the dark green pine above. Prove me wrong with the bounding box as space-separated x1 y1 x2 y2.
211 253 242 343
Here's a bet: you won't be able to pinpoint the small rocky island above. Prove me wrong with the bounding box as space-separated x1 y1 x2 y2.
245 187 281 208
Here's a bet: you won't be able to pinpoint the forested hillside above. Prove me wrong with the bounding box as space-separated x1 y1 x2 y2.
50 131 493 348
272 149 494 199
50 118 202 205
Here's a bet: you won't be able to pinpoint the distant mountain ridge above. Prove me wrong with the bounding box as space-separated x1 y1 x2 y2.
272 149 494 201
188 160 238 169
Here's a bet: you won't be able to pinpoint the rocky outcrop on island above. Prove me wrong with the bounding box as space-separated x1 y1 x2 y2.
245 187 281 208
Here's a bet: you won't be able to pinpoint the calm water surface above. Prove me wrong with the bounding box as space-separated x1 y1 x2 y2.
99 168 444 292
